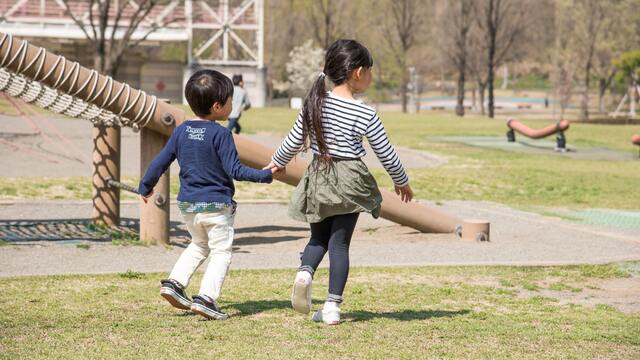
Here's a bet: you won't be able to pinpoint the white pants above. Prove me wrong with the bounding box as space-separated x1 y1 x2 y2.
169 208 235 300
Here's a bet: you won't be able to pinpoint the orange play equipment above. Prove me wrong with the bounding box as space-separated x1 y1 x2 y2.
633 134 640 157
0 33 490 243
506 118 570 152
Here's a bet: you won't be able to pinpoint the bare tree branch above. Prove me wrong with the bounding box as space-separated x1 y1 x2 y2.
61 0 95 42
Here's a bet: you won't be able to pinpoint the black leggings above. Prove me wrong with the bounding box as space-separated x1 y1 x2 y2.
299 213 359 302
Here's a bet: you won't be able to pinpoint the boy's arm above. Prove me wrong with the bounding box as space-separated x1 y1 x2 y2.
365 113 409 187
218 131 273 183
138 132 178 196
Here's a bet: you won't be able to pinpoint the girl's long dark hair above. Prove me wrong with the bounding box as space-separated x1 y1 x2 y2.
301 39 374 169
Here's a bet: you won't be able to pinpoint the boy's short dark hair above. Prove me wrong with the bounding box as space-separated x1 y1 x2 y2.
232 74 243 86
185 69 234 117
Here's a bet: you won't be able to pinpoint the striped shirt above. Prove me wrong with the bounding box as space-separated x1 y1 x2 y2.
272 92 409 186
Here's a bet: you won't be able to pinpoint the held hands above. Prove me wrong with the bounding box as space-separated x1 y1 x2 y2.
395 184 413 203
263 161 286 180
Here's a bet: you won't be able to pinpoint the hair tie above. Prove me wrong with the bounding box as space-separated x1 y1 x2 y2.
318 71 326 79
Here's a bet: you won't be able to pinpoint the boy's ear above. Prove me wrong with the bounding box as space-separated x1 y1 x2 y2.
211 102 221 113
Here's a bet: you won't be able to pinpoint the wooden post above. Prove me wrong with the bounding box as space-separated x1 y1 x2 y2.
92 124 121 225
139 118 171 245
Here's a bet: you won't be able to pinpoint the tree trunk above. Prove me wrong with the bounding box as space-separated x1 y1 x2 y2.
478 82 486 115
580 65 591 120
401 69 409 113
455 67 465 116
471 87 476 110
487 53 495 118
487 0 496 118
598 78 606 114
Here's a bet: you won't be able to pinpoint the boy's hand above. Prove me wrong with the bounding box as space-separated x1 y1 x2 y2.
141 190 153 204
271 165 286 180
394 184 413 203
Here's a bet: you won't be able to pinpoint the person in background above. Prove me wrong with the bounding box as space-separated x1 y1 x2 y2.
227 74 251 134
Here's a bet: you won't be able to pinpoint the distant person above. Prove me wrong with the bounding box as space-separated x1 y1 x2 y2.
264 39 413 325
139 69 283 320
227 74 251 134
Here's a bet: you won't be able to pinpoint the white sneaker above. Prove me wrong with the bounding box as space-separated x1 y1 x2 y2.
311 301 340 325
291 271 312 314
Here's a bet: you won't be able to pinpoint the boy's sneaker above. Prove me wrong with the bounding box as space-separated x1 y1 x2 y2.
311 301 341 325
291 271 312 314
160 279 192 310
191 295 229 320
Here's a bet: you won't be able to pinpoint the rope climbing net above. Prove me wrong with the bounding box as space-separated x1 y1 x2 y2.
0 33 157 129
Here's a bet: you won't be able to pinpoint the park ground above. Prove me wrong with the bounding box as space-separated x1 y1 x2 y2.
1 101 639 358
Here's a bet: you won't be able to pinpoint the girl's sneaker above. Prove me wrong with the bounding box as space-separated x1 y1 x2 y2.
191 294 229 320
311 301 341 325
159 279 192 310
291 271 312 314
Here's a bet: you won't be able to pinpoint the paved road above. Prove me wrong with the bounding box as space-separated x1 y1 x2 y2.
1 200 638 277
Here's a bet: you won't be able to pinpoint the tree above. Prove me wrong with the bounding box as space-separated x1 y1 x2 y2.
440 0 475 116
475 0 529 118
381 0 426 113
552 0 579 119
573 0 606 120
307 0 345 49
590 0 638 113
286 40 325 96
61 0 175 77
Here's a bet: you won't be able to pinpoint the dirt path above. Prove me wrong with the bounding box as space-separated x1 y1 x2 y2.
1 200 638 278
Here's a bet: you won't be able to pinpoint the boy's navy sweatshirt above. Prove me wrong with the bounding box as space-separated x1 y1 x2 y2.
139 120 272 204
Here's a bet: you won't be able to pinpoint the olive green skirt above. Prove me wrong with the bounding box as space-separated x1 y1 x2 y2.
288 157 383 223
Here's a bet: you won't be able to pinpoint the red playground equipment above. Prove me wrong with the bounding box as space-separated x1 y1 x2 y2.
506 118 570 152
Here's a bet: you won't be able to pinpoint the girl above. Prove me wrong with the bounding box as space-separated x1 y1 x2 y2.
265 39 413 325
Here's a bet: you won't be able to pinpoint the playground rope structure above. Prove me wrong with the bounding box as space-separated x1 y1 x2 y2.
0 34 157 129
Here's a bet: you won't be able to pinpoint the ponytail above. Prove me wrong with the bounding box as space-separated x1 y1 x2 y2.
301 72 331 169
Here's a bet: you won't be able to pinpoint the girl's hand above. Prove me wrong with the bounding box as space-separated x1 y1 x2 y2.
141 190 153 204
263 161 284 171
271 166 286 180
394 184 413 203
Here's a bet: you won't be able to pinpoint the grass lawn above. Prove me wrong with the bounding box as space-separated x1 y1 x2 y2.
2 108 639 210
0 264 638 359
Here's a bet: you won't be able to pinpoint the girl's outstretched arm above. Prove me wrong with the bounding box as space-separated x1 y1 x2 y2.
271 113 305 168
365 113 409 187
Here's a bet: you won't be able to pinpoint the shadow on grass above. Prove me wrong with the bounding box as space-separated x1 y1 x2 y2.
228 299 322 316
344 309 471 322
228 299 470 322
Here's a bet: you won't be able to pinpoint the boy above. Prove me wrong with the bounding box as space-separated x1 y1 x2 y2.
226 74 251 134
138 69 282 320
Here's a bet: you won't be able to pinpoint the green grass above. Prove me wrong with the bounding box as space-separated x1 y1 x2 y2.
1 108 639 210
85 222 142 246
0 264 638 359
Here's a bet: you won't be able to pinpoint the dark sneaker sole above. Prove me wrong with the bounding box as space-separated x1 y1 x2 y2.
291 278 311 314
160 287 192 310
191 303 229 320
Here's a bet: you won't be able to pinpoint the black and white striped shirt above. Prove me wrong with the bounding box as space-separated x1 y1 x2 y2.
272 92 409 186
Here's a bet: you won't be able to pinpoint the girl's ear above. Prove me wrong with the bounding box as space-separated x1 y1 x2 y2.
354 67 364 80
